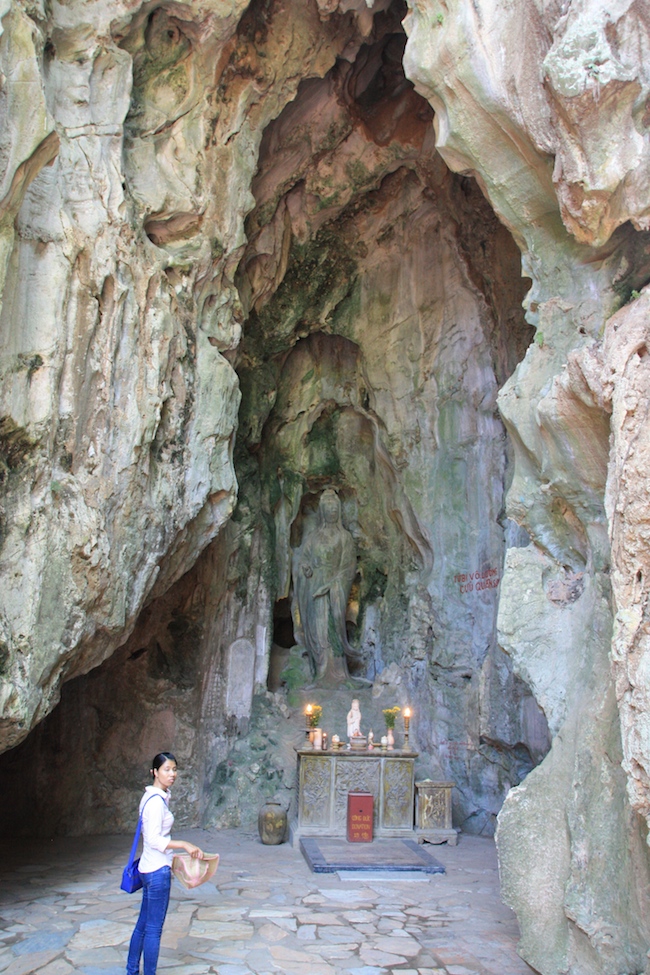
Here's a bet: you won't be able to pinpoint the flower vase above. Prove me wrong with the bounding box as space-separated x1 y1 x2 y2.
387 727 394 749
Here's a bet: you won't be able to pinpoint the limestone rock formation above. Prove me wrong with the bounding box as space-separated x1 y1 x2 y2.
401 0 650 970
1 0 650 973
0 0 362 746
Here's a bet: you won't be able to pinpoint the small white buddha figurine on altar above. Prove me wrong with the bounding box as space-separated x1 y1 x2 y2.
347 699 362 738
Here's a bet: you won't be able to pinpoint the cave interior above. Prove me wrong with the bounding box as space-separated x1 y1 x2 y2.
0 0 549 841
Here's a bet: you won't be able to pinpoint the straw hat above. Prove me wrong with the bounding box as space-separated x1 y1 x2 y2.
171 852 219 889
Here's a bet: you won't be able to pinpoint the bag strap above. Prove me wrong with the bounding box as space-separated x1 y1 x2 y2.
125 794 166 869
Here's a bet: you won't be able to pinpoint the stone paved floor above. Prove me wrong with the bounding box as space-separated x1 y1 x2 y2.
0 828 534 975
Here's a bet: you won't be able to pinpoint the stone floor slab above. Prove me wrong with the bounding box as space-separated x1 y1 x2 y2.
65 947 122 966
212 966 254 975
4 951 62 975
11 930 73 955
188 919 255 941
359 946 408 966
36 961 75 975
337 871 432 882
156 967 210 974
77 966 124 975
67 920 133 951
258 922 290 941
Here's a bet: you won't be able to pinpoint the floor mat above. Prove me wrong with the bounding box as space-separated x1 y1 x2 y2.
299 837 445 874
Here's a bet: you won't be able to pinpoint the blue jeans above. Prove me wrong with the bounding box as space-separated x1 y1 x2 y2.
126 866 171 975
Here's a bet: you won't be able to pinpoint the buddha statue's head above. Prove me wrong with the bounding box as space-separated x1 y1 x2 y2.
319 488 341 525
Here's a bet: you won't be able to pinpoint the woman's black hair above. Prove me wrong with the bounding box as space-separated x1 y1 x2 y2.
151 752 177 778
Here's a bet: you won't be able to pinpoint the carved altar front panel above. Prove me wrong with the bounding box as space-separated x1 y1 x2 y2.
382 759 415 829
295 750 417 839
420 788 446 827
299 756 332 827
415 779 454 830
334 758 381 830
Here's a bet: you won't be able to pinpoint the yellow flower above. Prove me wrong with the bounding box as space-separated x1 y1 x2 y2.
382 706 401 729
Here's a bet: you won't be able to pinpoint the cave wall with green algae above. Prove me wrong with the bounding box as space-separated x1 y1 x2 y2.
230 20 546 837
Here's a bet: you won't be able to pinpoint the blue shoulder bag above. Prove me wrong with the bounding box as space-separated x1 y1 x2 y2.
120 794 164 893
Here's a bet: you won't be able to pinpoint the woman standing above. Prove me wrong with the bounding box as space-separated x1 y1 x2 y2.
126 752 204 975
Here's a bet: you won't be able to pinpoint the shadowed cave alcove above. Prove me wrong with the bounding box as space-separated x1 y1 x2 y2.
0 0 549 840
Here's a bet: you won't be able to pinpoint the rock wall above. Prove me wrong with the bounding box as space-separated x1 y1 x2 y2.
0 0 650 972
0 0 380 748
0 524 275 833
402 0 650 970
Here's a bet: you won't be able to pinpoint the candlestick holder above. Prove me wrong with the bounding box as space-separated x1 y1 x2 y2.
404 708 411 750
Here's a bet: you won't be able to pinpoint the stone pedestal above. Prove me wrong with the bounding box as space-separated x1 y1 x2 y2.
415 779 458 845
291 749 418 844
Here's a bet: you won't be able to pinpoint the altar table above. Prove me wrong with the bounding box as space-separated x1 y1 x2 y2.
292 748 418 843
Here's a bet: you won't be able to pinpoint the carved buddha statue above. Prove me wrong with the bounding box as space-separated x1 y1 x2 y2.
293 488 357 683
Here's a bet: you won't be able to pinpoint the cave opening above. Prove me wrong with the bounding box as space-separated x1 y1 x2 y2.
0 0 547 842
267 597 297 692
228 0 545 834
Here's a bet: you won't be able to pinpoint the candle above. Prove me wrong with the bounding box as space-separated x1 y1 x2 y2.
304 705 313 749
404 707 411 748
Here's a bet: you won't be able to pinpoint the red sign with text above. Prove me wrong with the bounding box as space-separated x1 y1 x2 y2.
347 792 374 843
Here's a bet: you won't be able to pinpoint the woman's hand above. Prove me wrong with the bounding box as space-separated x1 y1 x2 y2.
169 839 204 859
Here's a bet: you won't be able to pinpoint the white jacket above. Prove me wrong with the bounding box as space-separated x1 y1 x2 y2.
137 786 174 873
